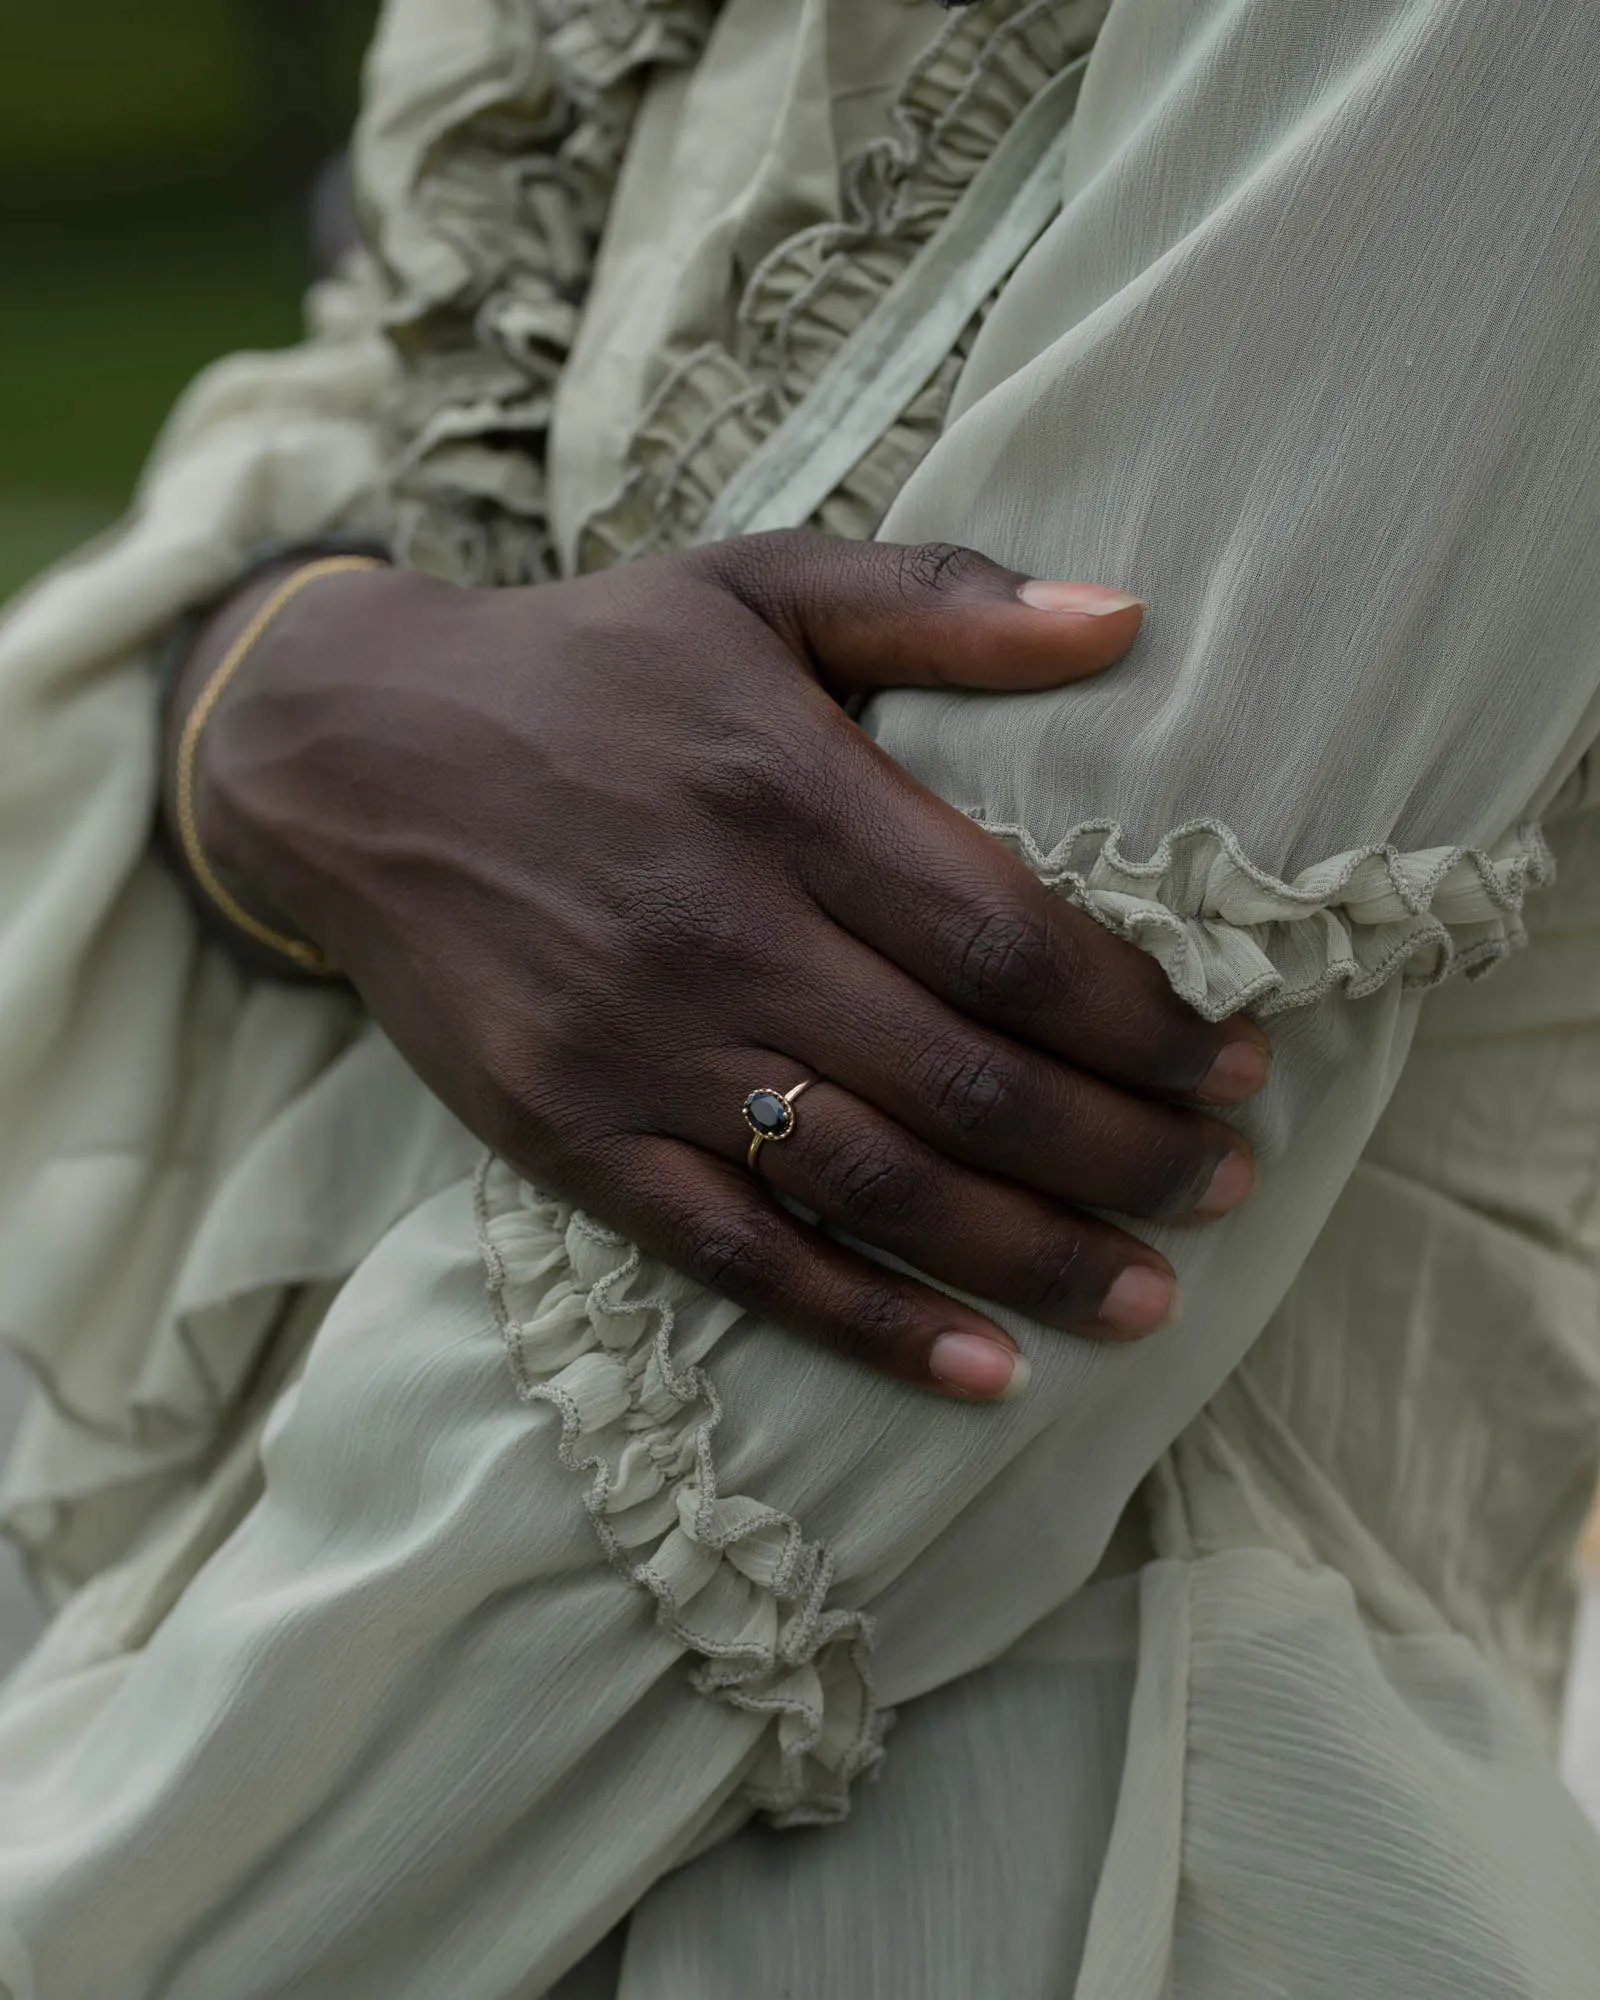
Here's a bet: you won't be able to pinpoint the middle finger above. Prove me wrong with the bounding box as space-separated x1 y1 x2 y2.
686 1057 1179 1337
752 921 1255 1222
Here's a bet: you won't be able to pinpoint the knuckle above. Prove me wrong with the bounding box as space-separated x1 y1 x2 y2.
732 526 822 581
1127 1124 1216 1217
1023 1235 1093 1321
814 1130 922 1232
915 1034 1025 1143
681 1208 779 1304
894 540 985 606
947 901 1054 1017
478 1024 616 1172
691 730 805 825
697 528 824 628
477 1018 549 1133
616 864 765 979
822 1281 918 1371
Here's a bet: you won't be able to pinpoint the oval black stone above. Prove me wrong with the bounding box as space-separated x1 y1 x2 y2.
744 1089 792 1138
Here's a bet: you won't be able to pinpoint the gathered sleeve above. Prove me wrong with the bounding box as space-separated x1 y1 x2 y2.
838 0 1600 1696
0 46 432 1597
0 251 406 1573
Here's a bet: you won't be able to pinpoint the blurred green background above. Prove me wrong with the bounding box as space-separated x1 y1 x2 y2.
0 0 380 604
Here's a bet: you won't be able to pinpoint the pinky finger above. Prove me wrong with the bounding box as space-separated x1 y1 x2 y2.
599 1136 1031 1401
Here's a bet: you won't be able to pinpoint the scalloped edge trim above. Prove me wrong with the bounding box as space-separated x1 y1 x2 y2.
978 814 1555 1020
475 1155 885 1824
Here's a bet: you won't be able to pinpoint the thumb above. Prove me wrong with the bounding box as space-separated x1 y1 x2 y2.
698 528 1145 693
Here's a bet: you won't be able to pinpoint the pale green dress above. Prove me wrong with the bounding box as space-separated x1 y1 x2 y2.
3 0 1600 1993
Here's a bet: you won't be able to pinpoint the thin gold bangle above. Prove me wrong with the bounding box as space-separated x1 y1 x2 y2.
173 554 386 975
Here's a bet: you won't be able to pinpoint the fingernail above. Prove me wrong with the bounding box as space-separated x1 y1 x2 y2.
1197 1038 1272 1104
1194 1146 1256 1219
1018 580 1145 617
929 1332 1031 1400
1100 1265 1178 1334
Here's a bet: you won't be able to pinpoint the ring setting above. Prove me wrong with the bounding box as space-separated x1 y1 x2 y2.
743 1080 816 1171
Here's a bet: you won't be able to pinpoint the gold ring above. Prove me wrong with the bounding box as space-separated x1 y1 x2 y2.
743 1079 817 1172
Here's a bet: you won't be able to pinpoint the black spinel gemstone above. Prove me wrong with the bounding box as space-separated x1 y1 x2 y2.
745 1090 792 1137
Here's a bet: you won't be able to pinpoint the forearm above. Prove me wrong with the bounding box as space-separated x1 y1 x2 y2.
871 0 1600 869
837 0 1597 1670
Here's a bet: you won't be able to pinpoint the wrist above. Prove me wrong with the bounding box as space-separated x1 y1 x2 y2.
164 557 425 973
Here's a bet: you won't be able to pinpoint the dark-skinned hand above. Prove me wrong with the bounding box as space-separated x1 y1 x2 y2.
162 531 1269 1400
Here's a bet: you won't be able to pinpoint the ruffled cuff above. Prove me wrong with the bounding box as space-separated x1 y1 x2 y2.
976 816 1554 1021
476 1158 884 1826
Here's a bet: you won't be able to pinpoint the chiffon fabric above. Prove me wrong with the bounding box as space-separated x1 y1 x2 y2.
3 0 1600 1993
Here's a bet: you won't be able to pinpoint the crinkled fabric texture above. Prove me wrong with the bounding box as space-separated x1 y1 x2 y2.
362 0 718 585
563 0 1112 570
578 1559 1600 2000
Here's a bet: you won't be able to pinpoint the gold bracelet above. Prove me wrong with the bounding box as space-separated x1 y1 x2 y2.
173 554 386 975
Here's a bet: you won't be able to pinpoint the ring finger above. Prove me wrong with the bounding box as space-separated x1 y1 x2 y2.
760 927 1255 1223
691 1057 1179 1340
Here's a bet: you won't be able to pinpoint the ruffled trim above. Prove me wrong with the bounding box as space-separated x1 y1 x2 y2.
371 0 1110 583
977 815 1555 1020
576 0 1110 569
372 0 716 585
475 1155 884 1824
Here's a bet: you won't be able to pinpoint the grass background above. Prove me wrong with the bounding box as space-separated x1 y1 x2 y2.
0 0 377 603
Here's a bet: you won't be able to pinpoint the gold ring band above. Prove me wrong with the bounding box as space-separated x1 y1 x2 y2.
743 1078 817 1171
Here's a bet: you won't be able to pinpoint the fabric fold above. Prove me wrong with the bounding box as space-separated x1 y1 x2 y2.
0 1028 477 1605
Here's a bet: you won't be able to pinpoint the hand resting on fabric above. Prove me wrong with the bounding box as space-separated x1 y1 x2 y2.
159 530 1269 1398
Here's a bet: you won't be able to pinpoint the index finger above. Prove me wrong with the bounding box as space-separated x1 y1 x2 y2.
801 725 1270 1106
